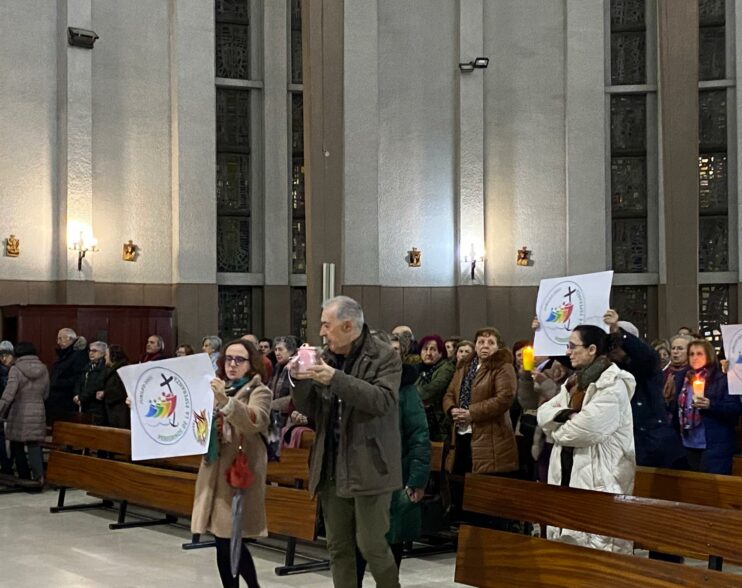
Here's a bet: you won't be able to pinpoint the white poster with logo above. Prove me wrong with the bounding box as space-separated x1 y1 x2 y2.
720 324 742 395
533 271 614 357
117 353 215 460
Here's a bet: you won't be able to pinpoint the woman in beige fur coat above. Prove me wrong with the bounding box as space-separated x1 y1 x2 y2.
191 339 271 588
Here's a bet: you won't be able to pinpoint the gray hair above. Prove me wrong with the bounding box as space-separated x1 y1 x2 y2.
59 328 77 340
202 335 222 352
149 334 165 351
0 340 13 355
273 336 298 355
323 296 365 331
89 341 108 353
670 334 693 346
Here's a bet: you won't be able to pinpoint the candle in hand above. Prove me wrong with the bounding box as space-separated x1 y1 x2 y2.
522 346 535 372
692 378 705 400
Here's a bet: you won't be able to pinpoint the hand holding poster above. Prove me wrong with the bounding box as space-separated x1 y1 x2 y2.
720 324 742 395
117 353 215 460
533 271 614 357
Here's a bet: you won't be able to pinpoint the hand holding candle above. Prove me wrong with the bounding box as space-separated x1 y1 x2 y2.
692 378 705 400
522 346 535 372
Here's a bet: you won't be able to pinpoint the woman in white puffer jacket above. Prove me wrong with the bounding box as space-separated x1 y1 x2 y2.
537 324 636 553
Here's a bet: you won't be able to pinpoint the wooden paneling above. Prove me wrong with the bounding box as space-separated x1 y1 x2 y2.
361 286 381 329
457 286 487 342
455 525 741 588
379 287 404 331
403 287 430 339
429 287 457 338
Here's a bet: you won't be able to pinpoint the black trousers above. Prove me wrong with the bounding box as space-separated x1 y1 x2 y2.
356 543 404 587
214 536 260 588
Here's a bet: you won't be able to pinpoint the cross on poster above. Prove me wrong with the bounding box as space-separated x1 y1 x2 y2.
721 324 742 395
533 271 614 357
117 353 215 460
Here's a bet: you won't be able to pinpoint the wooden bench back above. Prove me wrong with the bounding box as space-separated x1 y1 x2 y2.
635 466 742 510
267 448 310 482
47 450 196 517
455 525 742 588
463 474 742 562
265 486 317 541
52 421 131 455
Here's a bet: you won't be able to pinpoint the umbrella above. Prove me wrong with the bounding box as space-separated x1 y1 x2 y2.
230 489 244 577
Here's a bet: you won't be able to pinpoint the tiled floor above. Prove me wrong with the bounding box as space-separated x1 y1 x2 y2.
0 488 462 587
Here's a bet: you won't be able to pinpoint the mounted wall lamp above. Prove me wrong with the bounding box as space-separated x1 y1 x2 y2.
459 57 489 72
69 231 99 271
463 243 485 280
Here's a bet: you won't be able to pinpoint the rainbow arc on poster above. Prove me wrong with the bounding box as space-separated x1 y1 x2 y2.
145 391 178 425
545 302 574 324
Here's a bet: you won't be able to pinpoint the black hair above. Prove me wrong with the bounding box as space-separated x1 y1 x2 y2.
259 338 272 349
108 344 129 365
13 341 36 358
572 325 608 356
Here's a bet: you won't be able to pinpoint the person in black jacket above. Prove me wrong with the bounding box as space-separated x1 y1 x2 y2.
0 341 15 474
47 328 88 424
73 341 108 425
603 310 687 468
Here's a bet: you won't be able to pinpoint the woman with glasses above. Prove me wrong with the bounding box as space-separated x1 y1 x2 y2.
537 325 636 552
191 339 271 588
670 339 742 474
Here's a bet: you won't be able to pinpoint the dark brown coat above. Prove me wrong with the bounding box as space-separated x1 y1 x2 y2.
0 356 50 443
442 348 518 474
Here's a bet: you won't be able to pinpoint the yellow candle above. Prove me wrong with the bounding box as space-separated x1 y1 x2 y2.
692 378 705 399
522 346 535 372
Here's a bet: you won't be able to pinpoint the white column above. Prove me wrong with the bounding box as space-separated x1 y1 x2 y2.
458 0 485 285
263 0 290 284
170 0 216 284
58 0 94 281
565 0 607 275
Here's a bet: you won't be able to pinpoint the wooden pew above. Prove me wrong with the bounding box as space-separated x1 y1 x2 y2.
635 466 742 510
455 474 742 586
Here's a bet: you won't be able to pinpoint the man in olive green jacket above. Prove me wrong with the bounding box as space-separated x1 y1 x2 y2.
291 296 402 588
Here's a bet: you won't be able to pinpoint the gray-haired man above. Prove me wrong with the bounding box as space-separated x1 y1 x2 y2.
73 341 108 425
291 296 402 588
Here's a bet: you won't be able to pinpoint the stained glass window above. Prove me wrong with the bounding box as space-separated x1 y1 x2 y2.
699 0 726 81
290 31 305 273
217 153 250 213
217 89 250 151
290 0 303 84
217 217 250 272
216 23 250 80
291 287 307 342
219 286 252 340
610 93 648 272
611 286 648 340
699 284 729 352
610 0 646 86
698 88 728 271
292 220 306 273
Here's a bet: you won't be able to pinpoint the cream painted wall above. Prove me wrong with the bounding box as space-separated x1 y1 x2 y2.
92 0 173 284
0 2 58 281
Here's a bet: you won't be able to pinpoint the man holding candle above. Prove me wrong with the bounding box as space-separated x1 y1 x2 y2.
671 339 742 474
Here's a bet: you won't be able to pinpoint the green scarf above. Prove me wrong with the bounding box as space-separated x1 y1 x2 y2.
205 376 251 464
575 356 612 392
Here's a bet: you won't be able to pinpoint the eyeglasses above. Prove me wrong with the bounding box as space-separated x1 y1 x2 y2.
566 342 585 350
225 355 249 366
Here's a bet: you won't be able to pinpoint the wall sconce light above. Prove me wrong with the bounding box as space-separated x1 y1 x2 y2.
69 231 99 271
463 243 485 280
459 57 489 72
407 247 422 267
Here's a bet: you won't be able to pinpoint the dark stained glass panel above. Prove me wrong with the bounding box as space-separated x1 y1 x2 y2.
217 153 250 213
699 216 728 272
291 0 303 84
611 32 646 85
698 153 727 213
216 23 250 79
699 26 726 81
699 90 727 151
611 157 647 216
291 287 307 343
216 0 249 23
610 0 645 29
699 284 729 353
611 95 647 154
699 0 725 26
292 220 306 274
218 287 252 341
217 216 250 273
611 286 648 340
217 89 250 151
612 218 648 272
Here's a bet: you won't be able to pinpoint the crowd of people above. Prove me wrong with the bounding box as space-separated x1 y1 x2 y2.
1 296 741 587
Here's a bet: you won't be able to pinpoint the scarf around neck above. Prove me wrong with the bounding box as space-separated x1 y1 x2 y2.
458 357 480 410
679 367 708 431
567 356 612 411
205 376 252 464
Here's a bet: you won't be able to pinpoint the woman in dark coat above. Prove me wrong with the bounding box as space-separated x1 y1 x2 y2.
672 339 742 475
100 345 130 429
415 334 454 441
0 341 49 482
